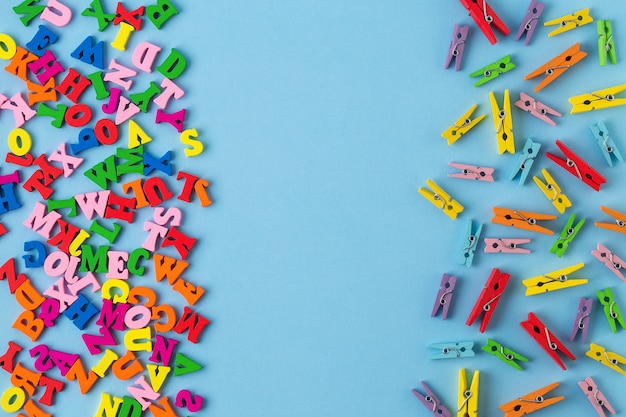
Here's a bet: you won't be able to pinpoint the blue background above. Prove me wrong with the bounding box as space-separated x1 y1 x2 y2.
2 1 626 416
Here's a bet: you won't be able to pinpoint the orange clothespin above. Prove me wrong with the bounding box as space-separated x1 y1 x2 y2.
491 207 556 235
595 206 626 234
499 382 564 417
524 43 587 92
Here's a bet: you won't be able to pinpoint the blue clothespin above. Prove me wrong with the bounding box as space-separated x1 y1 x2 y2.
590 121 623 167
458 220 482 267
482 338 529 370
509 138 541 185
550 213 585 257
428 342 474 359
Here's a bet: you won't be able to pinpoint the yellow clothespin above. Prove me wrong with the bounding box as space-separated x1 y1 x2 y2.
458 369 479 417
522 263 587 296
489 90 515 154
441 104 486 145
544 8 593 37
532 168 571 214
586 343 626 376
418 179 464 220
569 84 626 114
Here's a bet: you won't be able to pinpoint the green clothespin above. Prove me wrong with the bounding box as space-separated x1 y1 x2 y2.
482 338 528 370
598 20 616 66
550 213 585 257
597 287 626 333
470 55 515 87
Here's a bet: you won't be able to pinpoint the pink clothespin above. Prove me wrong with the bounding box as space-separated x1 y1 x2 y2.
448 162 494 182
514 92 561 126
483 238 531 254
431 274 456 320
578 376 616 417
592 243 626 282
515 0 545 45
445 24 469 71
570 297 593 343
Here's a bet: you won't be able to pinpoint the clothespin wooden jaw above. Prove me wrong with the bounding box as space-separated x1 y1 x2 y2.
428 342 474 359
578 376 616 417
550 214 585 257
458 369 479 417
569 84 626 113
596 287 626 332
458 0 510 45
524 43 587 92
591 243 626 282
597 20 616 66
532 168 571 214
441 104 486 145
509 138 541 185
466 268 510 332
471 56 515 87
431 273 457 320
483 238 531 254
586 343 626 376
412 381 452 417
515 0 545 45
544 8 593 37
589 122 624 167
418 179 464 219
522 263 587 295
489 89 515 154
481 338 528 370
520 312 576 370
546 140 606 191
491 207 555 235
499 382 564 417
514 92 561 126
595 206 626 234
457 219 482 267
569 297 593 343
445 24 469 71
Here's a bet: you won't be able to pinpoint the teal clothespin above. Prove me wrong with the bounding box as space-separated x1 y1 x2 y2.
428 342 475 359
550 213 585 257
597 287 626 333
457 219 482 267
470 55 515 87
590 121 624 167
598 20 616 66
509 138 541 185
482 338 528 370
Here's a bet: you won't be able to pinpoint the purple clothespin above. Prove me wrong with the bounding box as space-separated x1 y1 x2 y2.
592 243 626 282
578 376 616 417
412 381 452 417
483 238 531 254
515 0 545 45
514 92 561 126
431 274 456 320
445 24 469 71
570 297 593 343
448 162 495 182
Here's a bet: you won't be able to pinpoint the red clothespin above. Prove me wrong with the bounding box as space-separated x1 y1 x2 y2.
520 312 576 370
515 0 545 45
595 206 626 234
445 24 469 71
578 376 616 417
570 297 593 343
524 43 587 92
458 0 510 45
546 140 606 191
499 382 564 417
466 268 510 333
431 274 457 320
514 92 561 126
